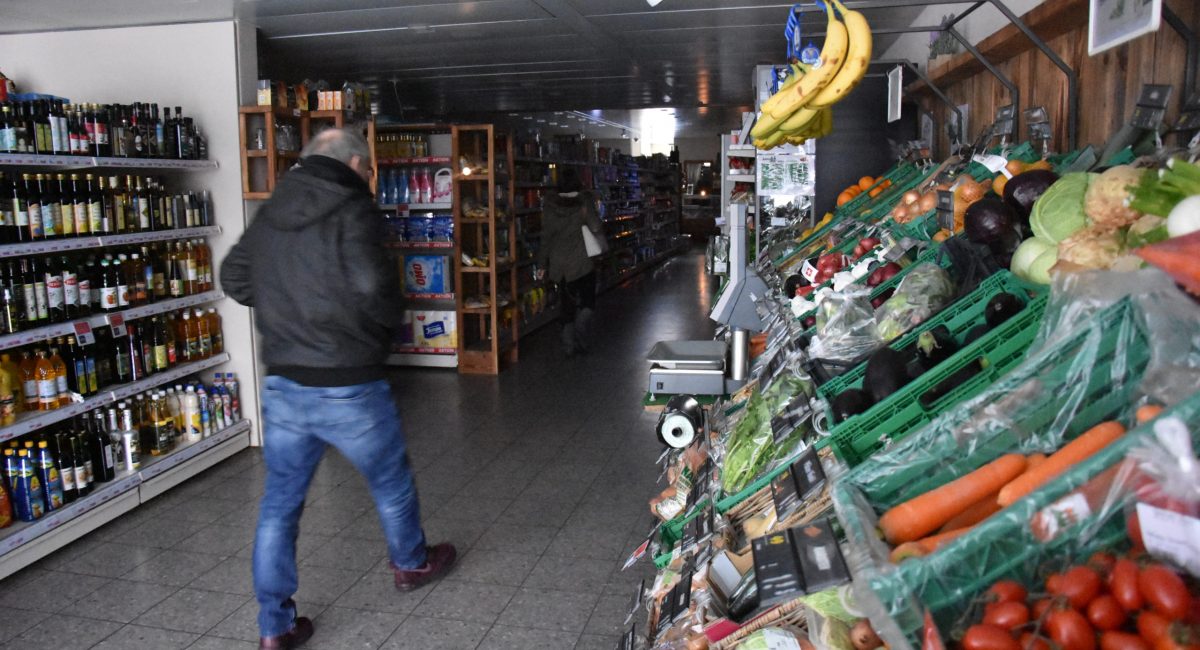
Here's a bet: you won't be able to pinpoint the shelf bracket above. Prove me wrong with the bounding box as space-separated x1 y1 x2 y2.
1163 5 1198 112
944 23 1020 139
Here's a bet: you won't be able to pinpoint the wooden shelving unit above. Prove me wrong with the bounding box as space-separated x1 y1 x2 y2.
452 125 518 374
237 106 305 199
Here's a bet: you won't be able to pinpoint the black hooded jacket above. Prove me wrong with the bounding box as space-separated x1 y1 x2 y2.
221 155 401 386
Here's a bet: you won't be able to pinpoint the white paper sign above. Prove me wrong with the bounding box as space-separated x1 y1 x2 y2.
1137 503 1200 578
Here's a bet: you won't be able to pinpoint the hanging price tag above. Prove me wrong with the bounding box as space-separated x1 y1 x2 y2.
73 321 95 346
625 580 645 626
619 625 637 650
106 313 127 338
936 190 956 231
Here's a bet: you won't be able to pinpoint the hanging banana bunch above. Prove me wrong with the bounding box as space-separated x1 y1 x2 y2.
751 0 872 151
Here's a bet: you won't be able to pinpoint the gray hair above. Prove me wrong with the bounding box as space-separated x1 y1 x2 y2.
300 127 371 165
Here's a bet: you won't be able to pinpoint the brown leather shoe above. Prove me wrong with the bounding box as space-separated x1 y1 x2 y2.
393 543 457 591
259 616 314 649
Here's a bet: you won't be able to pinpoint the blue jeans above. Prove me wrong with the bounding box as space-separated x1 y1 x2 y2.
253 376 427 637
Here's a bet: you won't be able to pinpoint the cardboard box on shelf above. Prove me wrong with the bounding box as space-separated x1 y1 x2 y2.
413 311 457 348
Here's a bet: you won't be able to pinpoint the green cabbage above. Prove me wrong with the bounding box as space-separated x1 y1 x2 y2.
1030 172 1092 243
1011 237 1055 281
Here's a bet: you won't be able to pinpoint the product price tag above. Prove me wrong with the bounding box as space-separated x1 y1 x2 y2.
936 190 955 231
106 313 127 338
771 397 811 447
771 466 802 522
625 579 645 626
73 321 95 346
622 533 653 571
618 625 637 650
1131 84 1174 131
972 153 1010 176
671 571 693 621
993 104 1016 140
1136 503 1200 577
799 257 820 283
792 447 826 500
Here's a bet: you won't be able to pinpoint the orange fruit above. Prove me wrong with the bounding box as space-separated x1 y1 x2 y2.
868 186 884 198
858 176 875 190
837 192 852 206
1004 159 1026 177
1027 159 1053 172
992 174 1008 196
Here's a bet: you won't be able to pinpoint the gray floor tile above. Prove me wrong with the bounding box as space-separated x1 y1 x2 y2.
472 523 559 555
522 555 613 593
584 593 630 637
307 606 405 650
436 493 514 524
122 550 226 587
163 496 245 524
188 556 255 595
10 613 122 649
72 578 178 623
292 565 366 606
412 580 517 624
176 523 257 557
301 536 386 572
133 587 251 633
501 496 577 528
337 511 388 542
0 568 110 613
55 541 163 578
112 517 209 549
90 623 199 650
202 476 265 501
207 598 327 643
449 549 540 587
188 637 259 650
300 504 368 535
332 572 433 614
419 516 492 550
497 588 598 633
476 624 579 650
0 606 50 642
576 633 621 650
544 525 630 561
381 615 491 649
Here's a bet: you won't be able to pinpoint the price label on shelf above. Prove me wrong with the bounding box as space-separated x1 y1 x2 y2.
73 321 95 346
107 314 127 338
936 190 956 232
624 580 644 626
1136 503 1200 577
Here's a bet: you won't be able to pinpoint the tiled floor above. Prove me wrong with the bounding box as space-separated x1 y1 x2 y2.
0 248 715 649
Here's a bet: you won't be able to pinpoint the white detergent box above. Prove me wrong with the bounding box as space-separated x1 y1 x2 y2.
412 311 457 349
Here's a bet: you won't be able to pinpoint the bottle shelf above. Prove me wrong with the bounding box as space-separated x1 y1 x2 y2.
0 290 225 351
0 153 218 171
379 203 452 212
384 241 454 250
0 225 221 260
378 156 450 166
0 352 231 443
0 419 250 556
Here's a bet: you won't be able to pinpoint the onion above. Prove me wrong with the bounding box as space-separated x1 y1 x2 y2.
903 190 920 205
850 619 883 650
959 180 985 203
918 192 938 213
893 205 909 221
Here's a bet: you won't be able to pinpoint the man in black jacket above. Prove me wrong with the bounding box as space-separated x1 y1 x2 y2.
222 128 456 650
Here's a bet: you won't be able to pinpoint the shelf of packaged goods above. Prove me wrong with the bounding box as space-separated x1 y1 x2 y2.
0 352 231 443
0 225 222 260
377 156 451 166
404 292 454 301
379 202 452 212
0 418 251 578
460 262 512 273
384 241 455 250
0 290 225 351
727 173 756 183
0 153 219 171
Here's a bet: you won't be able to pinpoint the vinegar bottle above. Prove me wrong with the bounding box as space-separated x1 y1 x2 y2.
34 350 57 411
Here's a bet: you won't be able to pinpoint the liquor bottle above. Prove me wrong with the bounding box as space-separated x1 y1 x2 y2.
35 173 59 239
79 257 96 314
44 256 65 324
167 244 184 298
128 253 147 306
162 107 177 160
113 256 130 308
129 176 147 231
33 101 51 154
180 310 199 361
193 308 212 359
207 307 223 355
68 109 85 155
34 349 57 411
22 173 41 241
87 414 115 483
0 268 19 335
174 108 191 159
69 430 90 496
150 392 173 455
18 351 37 411
70 173 88 236
126 320 144 382
102 176 120 233
93 103 111 157
28 257 49 324
59 255 79 319
85 174 103 235
9 170 27 243
51 100 67 155
13 449 45 520
98 258 118 312
183 240 198 295
148 103 161 157
48 343 70 407
112 325 132 385
18 259 38 327
54 174 73 238
0 105 14 153
92 325 115 389
63 335 86 398
0 173 12 244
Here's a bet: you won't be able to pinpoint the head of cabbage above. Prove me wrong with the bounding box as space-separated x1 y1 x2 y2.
1029 172 1092 243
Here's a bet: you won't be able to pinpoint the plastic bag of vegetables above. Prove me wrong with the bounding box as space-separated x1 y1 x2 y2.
806 286 881 364
873 263 955 342
720 392 776 494
734 626 812 650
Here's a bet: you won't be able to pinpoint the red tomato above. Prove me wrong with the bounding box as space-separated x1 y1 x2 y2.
1139 612 1171 645
1110 559 1144 612
1140 565 1191 620
1100 631 1151 650
985 601 1032 630
1127 510 1145 551
1089 552 1117 577
989 581 1030 605
1054 566 1104 610
1032 599 1055 622
1088 595 1128 631
1020 633 1051 650
1153 624 1200 650
1047 573 1065 594
1047 608 1097 650
963 624 1021 650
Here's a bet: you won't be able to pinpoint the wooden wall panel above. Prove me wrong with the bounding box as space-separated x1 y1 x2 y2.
917 0 1198 156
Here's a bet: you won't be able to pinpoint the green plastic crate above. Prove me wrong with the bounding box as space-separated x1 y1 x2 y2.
836 163 919 218
832 297 1198 648
652 502 710 568
817 271 1048 466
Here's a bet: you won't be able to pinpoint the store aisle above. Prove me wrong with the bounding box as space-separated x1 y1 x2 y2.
0 248 714 650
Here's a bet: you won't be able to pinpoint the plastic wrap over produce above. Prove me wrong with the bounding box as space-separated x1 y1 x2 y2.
806 286 880 363
829 269 1200 650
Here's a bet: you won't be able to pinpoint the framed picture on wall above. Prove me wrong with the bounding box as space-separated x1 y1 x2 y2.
1088 0 1161 56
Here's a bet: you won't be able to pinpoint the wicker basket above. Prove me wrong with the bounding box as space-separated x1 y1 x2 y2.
712 597 809 650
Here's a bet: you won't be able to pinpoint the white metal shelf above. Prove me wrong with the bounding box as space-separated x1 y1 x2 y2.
387 352 458 368
0 352 231 442
0 153 218 171
726 173 756 182
0 290 224 351
0 419 250 576
0 225 221 260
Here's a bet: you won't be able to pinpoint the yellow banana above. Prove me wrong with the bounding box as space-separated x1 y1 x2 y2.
780 107 820 133
809 0 872 108
767 3 847 119
761 62 808 116
754 65 811 138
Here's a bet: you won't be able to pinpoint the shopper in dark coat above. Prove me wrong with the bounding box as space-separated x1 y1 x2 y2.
537 168 604 355
222 128 456 650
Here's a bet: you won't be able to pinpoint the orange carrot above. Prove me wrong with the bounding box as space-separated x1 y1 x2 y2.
890 527 975 563
1136 404 1164 424
938 492 1002 533
915 526 971 553
1026 453 1048 470
997 421 1126 507
879 454 1027 545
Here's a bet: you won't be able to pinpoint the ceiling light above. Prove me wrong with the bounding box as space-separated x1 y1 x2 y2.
647 0 664 6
